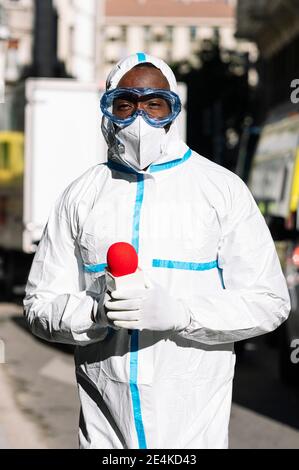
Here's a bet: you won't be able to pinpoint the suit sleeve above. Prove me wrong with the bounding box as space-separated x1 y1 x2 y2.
178 176 291 345
23 193 108 346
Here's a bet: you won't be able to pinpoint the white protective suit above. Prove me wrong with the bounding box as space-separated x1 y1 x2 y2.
24 53 291 449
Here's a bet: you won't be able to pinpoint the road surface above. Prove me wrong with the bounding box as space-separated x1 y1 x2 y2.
0 301 298 449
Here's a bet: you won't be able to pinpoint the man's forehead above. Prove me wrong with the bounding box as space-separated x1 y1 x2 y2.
116 65 170 90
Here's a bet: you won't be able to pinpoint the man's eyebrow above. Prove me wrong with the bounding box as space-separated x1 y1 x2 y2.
139 94 167 101
114 91 166 99
114 92 137 101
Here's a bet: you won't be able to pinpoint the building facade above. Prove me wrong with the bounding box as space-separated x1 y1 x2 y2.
0 0 34 83
0 0 256 87
99 0 256 81
54 0 100 81
0 0 100 84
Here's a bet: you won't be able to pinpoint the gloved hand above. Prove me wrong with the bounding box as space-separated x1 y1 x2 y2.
105 282 191 332
91 292 120 331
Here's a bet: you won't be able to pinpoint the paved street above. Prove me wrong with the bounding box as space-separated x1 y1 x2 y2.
0 302 78 449
0 301 298 449
230 338 299 448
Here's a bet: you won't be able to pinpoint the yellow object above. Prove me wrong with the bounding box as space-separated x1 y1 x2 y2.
258 201 266 215
290 148 299 212
0 131 24 183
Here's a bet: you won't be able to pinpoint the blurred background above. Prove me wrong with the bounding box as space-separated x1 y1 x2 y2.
0 0 299 449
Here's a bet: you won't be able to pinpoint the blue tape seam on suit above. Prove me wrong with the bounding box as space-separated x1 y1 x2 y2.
152 259 218 271
83 263 107 273
129 157 147 448
107 148 192 175
150 148 192 173
84 258 218 274
136 52 146 62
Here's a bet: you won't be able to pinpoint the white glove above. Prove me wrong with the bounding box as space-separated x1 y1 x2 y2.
92 292 120 331
105 282 191 332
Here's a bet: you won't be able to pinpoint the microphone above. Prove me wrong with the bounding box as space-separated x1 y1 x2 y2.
105 242 145 335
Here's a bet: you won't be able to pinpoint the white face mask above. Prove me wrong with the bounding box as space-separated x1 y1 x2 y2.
116 116 166 171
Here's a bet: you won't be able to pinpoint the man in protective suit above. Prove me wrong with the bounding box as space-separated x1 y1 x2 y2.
24 53 290 449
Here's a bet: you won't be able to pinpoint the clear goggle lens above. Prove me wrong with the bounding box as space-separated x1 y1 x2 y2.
100 87 181 128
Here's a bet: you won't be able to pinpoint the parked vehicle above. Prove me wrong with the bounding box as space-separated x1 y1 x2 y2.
247 109 299 384
0 78 107 296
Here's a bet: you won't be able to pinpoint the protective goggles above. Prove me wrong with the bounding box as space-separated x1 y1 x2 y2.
100 87 181 128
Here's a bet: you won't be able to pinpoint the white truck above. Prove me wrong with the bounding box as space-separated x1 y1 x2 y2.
0 78 107 295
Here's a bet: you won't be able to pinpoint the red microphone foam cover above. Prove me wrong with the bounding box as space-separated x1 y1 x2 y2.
107 242 138 277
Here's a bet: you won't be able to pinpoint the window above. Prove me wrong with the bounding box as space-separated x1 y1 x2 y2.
166 26 173 42
190 26 197 42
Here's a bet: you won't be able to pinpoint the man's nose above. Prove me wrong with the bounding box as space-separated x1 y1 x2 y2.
136 101 145 111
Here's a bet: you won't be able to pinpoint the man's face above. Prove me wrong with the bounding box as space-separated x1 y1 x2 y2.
112 66 171 122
